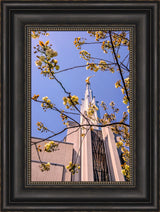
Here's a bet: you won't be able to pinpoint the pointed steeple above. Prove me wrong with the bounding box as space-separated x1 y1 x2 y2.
84 82 93 111
80 79 100 129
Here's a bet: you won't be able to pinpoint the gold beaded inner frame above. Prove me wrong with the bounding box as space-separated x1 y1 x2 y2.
25 25 136 186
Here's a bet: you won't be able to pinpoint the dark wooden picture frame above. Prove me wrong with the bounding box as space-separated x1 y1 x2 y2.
1 1 159 211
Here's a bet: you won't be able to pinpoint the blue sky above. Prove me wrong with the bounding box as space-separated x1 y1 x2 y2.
31 31 129 141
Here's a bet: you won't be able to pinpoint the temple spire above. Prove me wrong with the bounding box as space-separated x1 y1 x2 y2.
80 78 100 129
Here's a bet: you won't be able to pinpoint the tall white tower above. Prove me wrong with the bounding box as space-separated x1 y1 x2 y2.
80 81 100 129
66 80 125 182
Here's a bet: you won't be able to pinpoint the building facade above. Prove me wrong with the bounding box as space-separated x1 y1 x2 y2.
31 81 125 182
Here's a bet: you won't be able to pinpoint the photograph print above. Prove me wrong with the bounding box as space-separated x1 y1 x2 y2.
30 29 130 183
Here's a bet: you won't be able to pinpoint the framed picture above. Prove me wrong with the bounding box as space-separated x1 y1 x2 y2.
1 1 159 211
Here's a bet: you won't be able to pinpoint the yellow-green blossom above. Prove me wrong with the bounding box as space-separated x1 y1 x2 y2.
46 49 58 58
63 95 79 109
44 141 59 152
66 162 80 175
35 60 42 66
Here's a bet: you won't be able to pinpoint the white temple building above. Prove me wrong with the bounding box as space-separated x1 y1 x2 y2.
31 80 125 182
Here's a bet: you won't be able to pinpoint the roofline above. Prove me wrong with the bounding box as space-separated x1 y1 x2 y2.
31 136 74 145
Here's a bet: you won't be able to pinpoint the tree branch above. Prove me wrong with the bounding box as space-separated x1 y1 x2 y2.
32 99 80 126
54 65 87 75
53 75 70 95
31 122 129 145
109 30 130 102
34 143 42 164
